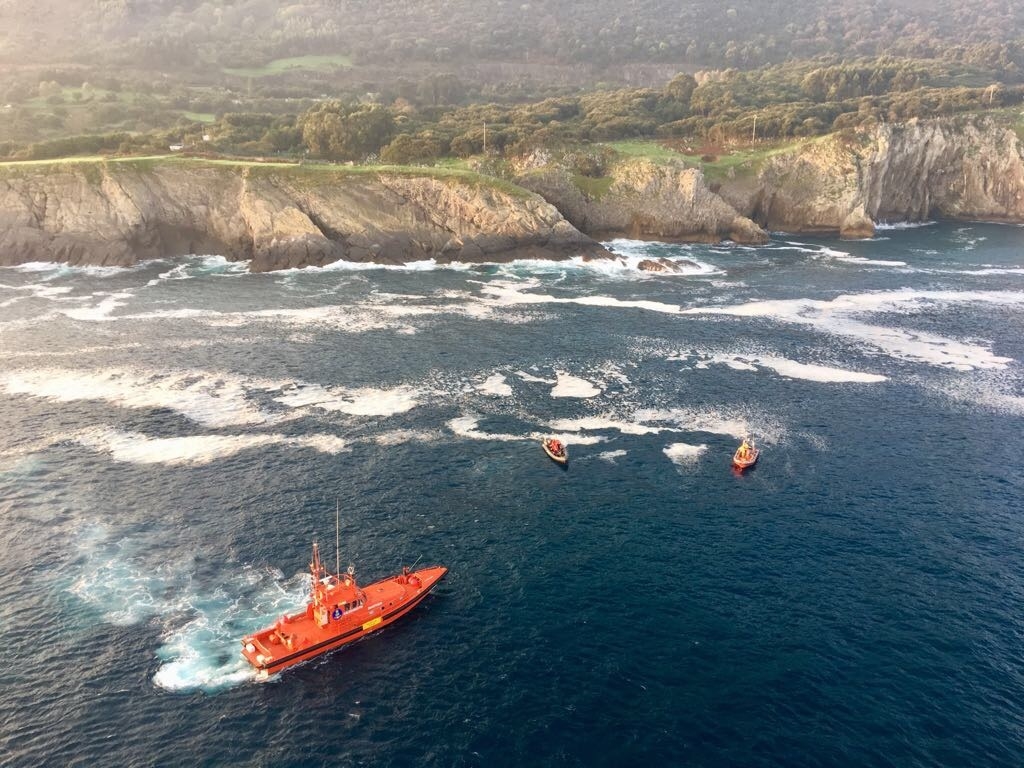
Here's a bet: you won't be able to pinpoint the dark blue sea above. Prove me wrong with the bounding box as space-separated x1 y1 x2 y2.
1 222 1023 767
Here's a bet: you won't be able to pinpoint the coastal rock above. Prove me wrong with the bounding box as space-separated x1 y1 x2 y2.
840 208 876 239
0 162 610 271
722 116 1024 233
517 158 769 245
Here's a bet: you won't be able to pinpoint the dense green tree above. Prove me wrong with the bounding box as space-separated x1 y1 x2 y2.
299 101 395 161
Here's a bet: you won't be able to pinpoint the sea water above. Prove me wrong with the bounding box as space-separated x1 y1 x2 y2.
1 224 1023 766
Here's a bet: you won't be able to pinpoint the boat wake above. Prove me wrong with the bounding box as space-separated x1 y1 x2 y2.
69 526 308 692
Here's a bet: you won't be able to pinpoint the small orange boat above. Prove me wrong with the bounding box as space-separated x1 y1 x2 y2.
241 541 446 678
542 437 568 465
732 438 759 470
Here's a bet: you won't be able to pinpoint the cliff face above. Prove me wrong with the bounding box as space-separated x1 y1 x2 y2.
517 158 769 245
727 117 1024 237
0 161 608 271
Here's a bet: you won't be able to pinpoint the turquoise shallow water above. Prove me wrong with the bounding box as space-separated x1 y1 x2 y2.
1 223 1023 766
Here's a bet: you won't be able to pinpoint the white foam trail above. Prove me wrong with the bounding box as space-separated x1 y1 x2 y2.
286 257 474 273
145 256 244 286
514 370 555 384
151 565 310 692
73 428 347 466
274 383 420 416
4 366 428 425
785 241 907 267
633 407 766 441
4 261 137 277
663 442 708 465
479 281 681 315
548 416 675 436
447 416 606 445
61 291 136 321
69 526 317 692
3 368 278 427
753 356 887 383
551 371 602 398
598 450 628 462
476 374 513 397
682 290 1022 370
875 221 937 230
447 416 529 442
681 352 887 383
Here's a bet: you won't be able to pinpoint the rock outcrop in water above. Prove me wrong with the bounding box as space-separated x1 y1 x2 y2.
0 161 609 271
721 116 1024 238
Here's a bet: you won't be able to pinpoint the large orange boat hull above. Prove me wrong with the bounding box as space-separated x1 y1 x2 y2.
241 565 447 678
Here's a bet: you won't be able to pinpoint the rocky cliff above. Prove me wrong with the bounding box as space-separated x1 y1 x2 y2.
0 160 609 271
516 157 769 245
723 116 1024 237
2 117 1022 271
517 116 1024 243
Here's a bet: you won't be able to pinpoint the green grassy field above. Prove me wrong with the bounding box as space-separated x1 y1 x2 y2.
223 55 353 78
181 111 216 124
606 138 801 179
605 140 682 162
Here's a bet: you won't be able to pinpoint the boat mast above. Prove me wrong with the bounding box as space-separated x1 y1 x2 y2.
335 499 341 579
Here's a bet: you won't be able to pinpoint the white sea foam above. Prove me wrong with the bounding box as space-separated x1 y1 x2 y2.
785 241 907 267
874 221 937 230
752 356 887 383
476 373 514 397
70 527 314 692
550 371 602 398
447 415 606 445
3 368 278 427
663 442 708 466
447 416 529 442
514 370 555 384
145 256 245 286
60 291 136 321
73 428 347 466
681 351 887 383
548 416 674 436
5 261 136 277
274 383 421 416
598 449 628 462
632 407 767 441
682 289 1023 370
149 562 306 693
479 281 682 315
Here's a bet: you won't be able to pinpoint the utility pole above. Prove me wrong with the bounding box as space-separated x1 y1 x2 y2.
482 121 487 155
751 113 757 143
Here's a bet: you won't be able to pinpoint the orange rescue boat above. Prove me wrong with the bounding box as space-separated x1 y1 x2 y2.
542 437 568 465
732 437 760 470
241 542 446 678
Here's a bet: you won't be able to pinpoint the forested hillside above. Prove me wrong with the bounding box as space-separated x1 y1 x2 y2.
2 0 1022 77
1 0 1021 165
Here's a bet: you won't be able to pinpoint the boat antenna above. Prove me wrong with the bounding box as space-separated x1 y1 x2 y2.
335 499 341 579
409 555 423 571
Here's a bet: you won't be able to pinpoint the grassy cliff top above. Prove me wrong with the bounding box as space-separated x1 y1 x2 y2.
0 154 533 197
605 139 810 180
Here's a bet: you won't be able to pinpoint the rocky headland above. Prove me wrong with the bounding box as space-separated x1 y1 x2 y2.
0 160 609 272
516 116 1024 244
1 116 1023 271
